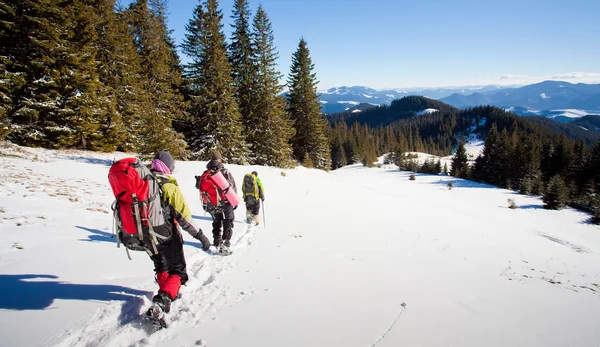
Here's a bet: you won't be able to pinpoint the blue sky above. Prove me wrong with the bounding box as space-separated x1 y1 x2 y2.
122 0 600 89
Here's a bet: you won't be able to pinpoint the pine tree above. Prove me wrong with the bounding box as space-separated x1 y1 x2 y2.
1 0 55 145
228 0 254 131
128 0 188 157
302 152 314 168
247 5 295 167
330 138 346 169
287 38 330 170
543 175 568 210
451 139 469 178
182 0 247 163
0 0 19 139
93 0 142 152
4 0 107 149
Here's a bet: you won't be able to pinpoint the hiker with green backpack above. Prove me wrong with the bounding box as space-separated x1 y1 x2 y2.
242 171 265 226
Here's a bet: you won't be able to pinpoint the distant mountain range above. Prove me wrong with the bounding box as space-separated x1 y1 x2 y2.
318 81 600 122
317 85 507 114
327 95 600 147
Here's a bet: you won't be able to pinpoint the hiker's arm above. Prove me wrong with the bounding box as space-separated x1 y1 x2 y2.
171 208 201 238
257 178 265 200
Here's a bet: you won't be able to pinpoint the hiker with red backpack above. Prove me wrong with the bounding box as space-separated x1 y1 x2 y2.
195 151 239 256
108 151 211 328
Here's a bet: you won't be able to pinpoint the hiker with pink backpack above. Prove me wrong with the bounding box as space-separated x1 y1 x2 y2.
195 151 240 256
108 151 211 328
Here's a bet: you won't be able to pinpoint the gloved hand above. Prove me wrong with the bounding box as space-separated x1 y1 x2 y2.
195 233 211 251
261 196 265 202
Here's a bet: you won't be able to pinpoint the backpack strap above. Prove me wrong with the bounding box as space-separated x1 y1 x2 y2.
131 193 144 241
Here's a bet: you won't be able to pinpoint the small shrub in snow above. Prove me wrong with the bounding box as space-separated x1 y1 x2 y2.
406 153 419 159
280 171 287 177
376 163 383 168
409 174 416 181
507 198 517 209
447 182 453 190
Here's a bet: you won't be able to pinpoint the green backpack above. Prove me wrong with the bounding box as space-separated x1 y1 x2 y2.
242 174 259 200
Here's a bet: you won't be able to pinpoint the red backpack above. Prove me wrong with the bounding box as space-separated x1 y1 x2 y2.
108 158 172 258
196 169 227 212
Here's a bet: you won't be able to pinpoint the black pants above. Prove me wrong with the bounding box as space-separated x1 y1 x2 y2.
245 196 260 215
150 229 188 285
211 204 234 247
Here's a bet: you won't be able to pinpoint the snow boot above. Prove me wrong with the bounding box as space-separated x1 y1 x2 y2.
148 292 172 313
245 210 253 224
252 214 260 226
219 243 233 256
146 292 171 329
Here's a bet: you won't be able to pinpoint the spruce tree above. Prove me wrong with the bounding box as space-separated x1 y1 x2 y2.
128 0 188 157
228 0 254 131
287 38 330 170
451 139 469 178
92 0 140 152
4 0 106 149
247 5 295 167
0 0 19 139
182 0 247 163
1 0 55 145
543 175 568 210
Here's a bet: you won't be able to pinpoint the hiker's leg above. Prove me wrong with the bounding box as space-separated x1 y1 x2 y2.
212 212 223 246
150 252 168 292
222 205 235 247
157 230 187 300
251 202 260 216
245 208 253 223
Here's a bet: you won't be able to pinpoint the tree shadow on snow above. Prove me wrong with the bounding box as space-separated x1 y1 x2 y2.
63 155 115 167
193 214 246 226
77 225 207 250
429 178 504 190
0 274 151 324
76 226 116 244
518 204 544 210
192 214 213 222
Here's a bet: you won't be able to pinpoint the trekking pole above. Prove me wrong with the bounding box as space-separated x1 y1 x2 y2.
262 200 266 227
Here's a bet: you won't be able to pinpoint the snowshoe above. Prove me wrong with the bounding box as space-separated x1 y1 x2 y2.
219 244 233 256
146 303 168 329
145 292 171 329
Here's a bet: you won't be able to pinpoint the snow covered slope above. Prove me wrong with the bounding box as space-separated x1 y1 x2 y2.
1 142 600 347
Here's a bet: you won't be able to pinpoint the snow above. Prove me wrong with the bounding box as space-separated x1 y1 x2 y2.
319 100 328 104
362 94 373 98
2 142 600 347
540 93 550 99
337 101 360 105
417 108 439 116
549 109 589 119
351 109 362 113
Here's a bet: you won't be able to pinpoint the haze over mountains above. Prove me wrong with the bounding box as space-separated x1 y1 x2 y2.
318 81 600 121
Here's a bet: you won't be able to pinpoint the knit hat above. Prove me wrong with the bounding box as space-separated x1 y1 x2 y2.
153 151 175 174
210 151 222 161
252 171 258 176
